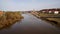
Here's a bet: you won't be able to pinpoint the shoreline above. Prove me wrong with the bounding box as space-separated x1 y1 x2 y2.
0 12 24 29
31 11 60 28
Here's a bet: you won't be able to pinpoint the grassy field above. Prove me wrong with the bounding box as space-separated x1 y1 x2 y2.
31 11 60 27
46 18 60 27
0 11 23 29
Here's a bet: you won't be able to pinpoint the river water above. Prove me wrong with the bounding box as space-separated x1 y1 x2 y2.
0 14 60 34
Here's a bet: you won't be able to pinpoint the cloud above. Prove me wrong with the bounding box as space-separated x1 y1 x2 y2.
0 0 60 11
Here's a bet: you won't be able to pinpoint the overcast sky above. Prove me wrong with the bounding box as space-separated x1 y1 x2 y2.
0 0 60 11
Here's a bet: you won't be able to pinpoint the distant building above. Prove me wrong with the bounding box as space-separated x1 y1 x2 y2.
40 8 60 14
32 9 35 12
49 11 52 13
54 11 59 14
42 11 46 13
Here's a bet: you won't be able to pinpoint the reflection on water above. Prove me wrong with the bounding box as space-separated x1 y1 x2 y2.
0 14 60 34
40 18 60 29
48 21 60 29
0 18 23 30
37 17 60 29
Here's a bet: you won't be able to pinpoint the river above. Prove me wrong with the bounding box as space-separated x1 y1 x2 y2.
0 14 60 34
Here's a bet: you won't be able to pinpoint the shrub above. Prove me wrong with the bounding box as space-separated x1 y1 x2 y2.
0 11 23 29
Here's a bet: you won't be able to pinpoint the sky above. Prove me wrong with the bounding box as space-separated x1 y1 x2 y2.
0 0 60 11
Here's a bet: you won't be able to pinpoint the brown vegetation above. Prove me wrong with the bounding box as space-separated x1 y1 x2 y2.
0 11 23 29
31 8 60 27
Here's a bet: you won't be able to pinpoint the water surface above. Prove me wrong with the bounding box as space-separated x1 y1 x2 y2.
0 14 60 34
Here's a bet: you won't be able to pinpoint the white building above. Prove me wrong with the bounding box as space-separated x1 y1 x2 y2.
49 11 52 13
54 11 59 14
42 11 45 13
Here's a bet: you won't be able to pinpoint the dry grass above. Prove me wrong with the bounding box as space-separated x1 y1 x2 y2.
31 11 60 27
0 11 23 29
46 18 60 27
38 13 60 17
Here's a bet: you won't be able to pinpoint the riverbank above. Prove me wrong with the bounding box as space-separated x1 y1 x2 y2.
31 11 60 27
0 11 23 29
